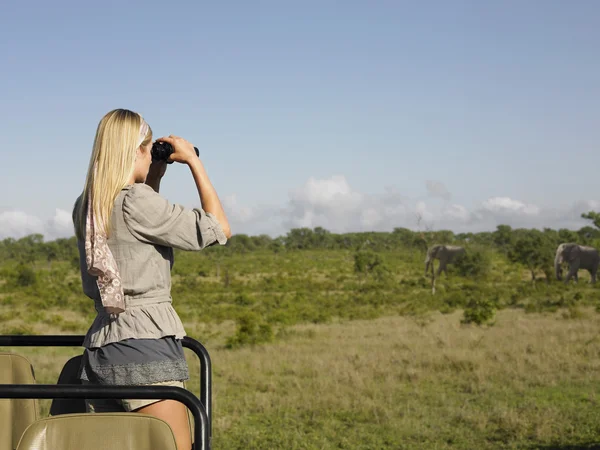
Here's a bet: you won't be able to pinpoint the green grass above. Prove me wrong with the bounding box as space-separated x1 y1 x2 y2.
5 310 600 449
3 246 600 448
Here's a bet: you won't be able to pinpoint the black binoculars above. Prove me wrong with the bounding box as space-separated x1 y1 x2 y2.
151 141 199 164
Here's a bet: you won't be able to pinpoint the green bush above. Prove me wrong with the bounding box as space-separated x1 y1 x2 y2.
354 250 391 282
354 250 383 274
15 265 37 287
462 297 496 326
453 247 492 278
226 312 274 349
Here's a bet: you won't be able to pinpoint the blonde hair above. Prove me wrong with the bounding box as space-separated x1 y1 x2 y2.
73 109 152 240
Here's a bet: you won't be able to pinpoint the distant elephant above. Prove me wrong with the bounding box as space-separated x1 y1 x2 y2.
424 245 466 278
554 243 599 284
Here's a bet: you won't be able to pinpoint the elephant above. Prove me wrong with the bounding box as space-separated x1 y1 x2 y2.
554 243 599 284
424 245 466 278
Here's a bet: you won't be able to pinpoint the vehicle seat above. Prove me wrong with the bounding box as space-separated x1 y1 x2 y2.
15 413 178 450
0 353 38 450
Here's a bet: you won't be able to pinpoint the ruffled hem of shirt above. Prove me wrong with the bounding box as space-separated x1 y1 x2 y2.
83 303 187 348
204 211 229 246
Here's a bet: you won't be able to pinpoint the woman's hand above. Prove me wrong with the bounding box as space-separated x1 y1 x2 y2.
155 135 199 165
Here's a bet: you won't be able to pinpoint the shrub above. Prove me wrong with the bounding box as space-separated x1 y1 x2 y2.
15 265 37 287
354 250 383 275
354 250 391 281
462 297 496 325
226 312 274 349
453 247 492 278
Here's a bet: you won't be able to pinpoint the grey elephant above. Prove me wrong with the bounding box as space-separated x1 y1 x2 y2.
424 245 466 277
554 243 599 284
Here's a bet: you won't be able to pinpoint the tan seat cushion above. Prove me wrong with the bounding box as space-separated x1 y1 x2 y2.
0 353 38 450
16 413 178 450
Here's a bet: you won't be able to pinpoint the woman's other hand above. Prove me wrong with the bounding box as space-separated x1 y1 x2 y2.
156 135 198 165
145 159 168 193
147 159 168 180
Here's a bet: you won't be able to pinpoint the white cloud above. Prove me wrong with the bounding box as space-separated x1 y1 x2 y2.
46 209 74 239
283 175 366 233
1 177 599 240
289 175 364 213
221 194 283 237
415 201 434 223
229 176 600 235
0 209 73 241
443 204 470 221
0 211 44 239
481 197 540 215
222 194 255 223
360 208 382 229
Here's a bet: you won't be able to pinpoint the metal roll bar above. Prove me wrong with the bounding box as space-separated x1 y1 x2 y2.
0 334 212 445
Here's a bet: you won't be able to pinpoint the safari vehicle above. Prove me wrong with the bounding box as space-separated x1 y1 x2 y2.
0 334 212 450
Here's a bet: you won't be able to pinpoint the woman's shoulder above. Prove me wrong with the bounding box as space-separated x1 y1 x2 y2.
122 183 163 206
123 182 156 196
121 183 169 223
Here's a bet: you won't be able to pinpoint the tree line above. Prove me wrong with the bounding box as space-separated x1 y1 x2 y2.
2 212 600 275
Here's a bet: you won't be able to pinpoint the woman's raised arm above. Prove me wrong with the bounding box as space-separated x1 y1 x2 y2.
156 135 231 238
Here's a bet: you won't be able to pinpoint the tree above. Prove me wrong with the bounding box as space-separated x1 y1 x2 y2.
284 228 314 250
312 227 332 248
493 225 513 253
582 211 600 230
508 230 555 282
44 242 59 269
558 228 579 244
577 226 600 244
227 234 254 253
425 230 455 245
251 234 273 249
392 227 413 245
13 234 44 264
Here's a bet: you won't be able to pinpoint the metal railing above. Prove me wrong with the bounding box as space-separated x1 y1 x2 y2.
0 334 212 448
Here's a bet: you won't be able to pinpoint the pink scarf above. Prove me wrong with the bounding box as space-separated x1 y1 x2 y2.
85 118 149 315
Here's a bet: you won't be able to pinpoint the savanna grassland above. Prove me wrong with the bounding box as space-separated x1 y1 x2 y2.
2 224 600 449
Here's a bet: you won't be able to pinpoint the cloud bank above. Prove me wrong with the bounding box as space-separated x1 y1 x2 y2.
0 209 73 241
224 176 599 237
1 176 598 240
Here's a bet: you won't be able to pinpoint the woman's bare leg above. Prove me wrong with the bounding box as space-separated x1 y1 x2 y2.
135 400 192 450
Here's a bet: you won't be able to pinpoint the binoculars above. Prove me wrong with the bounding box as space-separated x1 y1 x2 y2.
151 142 199 164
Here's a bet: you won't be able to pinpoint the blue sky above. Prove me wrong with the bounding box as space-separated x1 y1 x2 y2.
0 1 599 239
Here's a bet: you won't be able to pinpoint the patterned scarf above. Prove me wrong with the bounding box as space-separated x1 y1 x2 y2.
84 118 149 315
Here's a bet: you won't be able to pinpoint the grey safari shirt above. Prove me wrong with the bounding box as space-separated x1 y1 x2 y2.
76 183 227 349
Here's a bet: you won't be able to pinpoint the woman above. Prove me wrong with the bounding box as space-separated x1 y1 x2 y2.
72 108 231 450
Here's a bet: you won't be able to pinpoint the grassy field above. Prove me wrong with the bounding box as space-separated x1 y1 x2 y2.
3 308 600 449
3 245 600 448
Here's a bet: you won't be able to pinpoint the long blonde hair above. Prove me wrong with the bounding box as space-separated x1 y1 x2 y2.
73 109 152 240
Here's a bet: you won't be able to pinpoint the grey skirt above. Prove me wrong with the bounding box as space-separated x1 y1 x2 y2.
79 336 189 385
